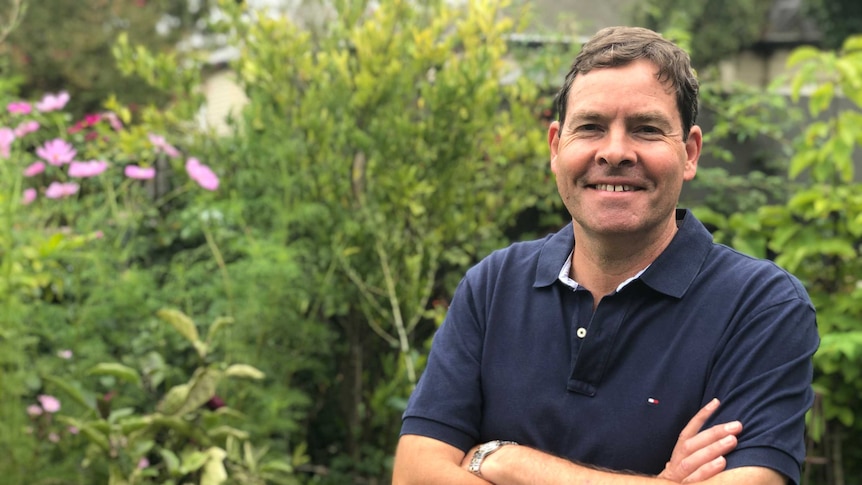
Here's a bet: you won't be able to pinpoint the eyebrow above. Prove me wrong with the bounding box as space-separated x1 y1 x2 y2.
566 110 675 130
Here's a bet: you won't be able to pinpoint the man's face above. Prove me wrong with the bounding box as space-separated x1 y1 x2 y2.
548 59 701 240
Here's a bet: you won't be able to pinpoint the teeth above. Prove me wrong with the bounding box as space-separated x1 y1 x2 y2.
595 184 635 192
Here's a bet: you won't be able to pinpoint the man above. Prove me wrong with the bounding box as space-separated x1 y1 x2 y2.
392 26 819 485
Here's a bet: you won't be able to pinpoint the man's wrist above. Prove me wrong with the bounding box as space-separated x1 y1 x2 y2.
467 440 519 478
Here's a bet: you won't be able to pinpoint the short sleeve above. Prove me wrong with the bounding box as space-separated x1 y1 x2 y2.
400 273 485 452
704 286 818 485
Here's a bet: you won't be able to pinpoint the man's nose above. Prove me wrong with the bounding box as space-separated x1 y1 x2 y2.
595 129 636 167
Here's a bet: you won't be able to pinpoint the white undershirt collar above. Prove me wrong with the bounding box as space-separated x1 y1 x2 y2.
557 250 648 293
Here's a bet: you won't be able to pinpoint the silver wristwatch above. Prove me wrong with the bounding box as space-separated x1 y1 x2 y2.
467 440 518 478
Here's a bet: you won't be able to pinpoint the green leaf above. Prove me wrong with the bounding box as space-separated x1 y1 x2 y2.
206 316 235 345
207 425 250 441
43 376 96 410
201 447 228 485
156 308 200 344
260 460 295 474
88 363 142 387
731 234 766 259
767 224 799 254
837 406 854 427
161 449 181 476
224 364 266 380
108 407 136 422
151 414 195 438
80 422 112 452
108 464 130 485
842 35 862 53
171 367 222 417
808 82 834 117
850 212 862 237
119 415 153 434
159 383 190 415
179 450 209 475
788 150 816 180
57 416 110 453
690 207 727 229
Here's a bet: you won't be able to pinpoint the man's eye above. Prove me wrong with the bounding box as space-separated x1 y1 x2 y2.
637 126 662 134
578 124 600 132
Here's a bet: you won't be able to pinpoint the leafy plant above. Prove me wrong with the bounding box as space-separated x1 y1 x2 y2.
695 35 862 481
48 308 301 485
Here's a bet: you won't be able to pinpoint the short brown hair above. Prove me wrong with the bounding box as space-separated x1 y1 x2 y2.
554 26 699 140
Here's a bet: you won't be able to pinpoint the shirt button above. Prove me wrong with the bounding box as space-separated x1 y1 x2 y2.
577 327 587 339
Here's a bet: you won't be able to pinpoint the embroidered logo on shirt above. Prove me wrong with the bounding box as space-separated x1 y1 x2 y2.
647 397 660 405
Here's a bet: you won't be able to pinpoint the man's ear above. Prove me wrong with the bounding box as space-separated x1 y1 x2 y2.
549 120 561 174
683 125 702 181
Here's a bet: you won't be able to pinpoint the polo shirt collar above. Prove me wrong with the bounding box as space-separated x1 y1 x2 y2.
533 209 712 299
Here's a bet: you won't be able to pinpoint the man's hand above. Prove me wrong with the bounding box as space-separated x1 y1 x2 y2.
658 399 742 483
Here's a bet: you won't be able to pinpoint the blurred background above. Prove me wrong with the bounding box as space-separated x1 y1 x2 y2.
1 0 861 483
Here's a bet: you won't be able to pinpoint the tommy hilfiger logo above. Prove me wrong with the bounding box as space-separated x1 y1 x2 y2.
647 397 660 405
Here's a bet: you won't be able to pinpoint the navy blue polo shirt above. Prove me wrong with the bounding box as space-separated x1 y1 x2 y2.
401 209 818 483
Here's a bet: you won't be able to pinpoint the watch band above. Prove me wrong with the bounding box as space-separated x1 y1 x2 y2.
467 440 518 478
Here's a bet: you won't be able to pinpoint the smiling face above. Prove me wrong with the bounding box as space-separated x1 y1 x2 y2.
549 59 702 242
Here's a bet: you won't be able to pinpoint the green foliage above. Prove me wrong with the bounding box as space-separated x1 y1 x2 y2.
686 81 801 217
51 308 299 485
4 0 565 482
803 0 862 50
695 36 862 481
0 85 237 483
2 0 213 116
0 0 26 46
195 0 564 479
628 0 772 67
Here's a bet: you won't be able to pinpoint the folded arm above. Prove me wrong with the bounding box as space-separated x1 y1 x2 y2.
392 435 784 485
392 400 786 485
470 444 785 485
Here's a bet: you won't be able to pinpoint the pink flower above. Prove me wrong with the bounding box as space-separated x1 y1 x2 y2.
24 161 46 177
163 144 180 158
137 457 150 469
36 91 70 112
45 182 80 199
147 133 166 145
22 188 37 205
0 128 14 158
68 426 79 435
69 114 102 135
148 133 181 158
67 121 85 135
186 158 219 191
7 101 32 115
26 405 43 417
103 112 124 131
84 113 101 125
36 139 76 166
124 165 156 180
57 349 73 359
37 395 61 413
48 432 60 443
14 120 40 137
68 160 109 178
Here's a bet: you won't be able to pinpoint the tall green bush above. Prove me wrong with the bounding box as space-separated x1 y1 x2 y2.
694 36 862 483
190 0 566 479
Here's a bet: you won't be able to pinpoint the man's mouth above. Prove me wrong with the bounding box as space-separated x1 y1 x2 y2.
592 184 638 192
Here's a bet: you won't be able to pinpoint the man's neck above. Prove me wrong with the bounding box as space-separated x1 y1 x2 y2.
569 219 678 305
